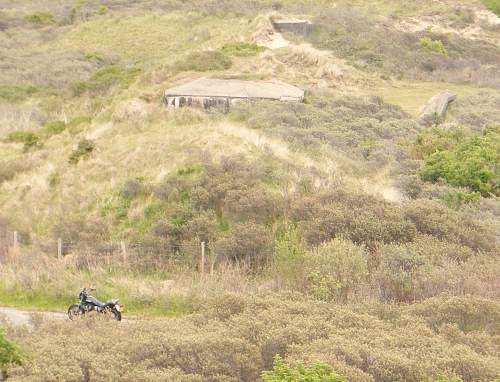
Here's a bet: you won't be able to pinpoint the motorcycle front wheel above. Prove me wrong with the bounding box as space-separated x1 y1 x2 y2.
68 304 84 320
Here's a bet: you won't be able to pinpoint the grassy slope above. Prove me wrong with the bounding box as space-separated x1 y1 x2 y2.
1 1 500 380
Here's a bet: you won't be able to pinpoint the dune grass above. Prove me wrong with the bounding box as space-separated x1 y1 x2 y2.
481 0 500 15
372 80 494 115
51 12 255 64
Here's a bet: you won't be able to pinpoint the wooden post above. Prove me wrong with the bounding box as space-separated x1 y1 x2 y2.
210 253 216 277
200 241 206 275
13 231 18 249
120 241 128 263
57 238 63 260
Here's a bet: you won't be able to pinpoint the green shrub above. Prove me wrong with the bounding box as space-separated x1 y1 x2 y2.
306 238 368 303
274 223 307 286
25 12 54 24
420 127 500 196
48 172 61 188
0 329 23 378
66 116 91 135
42 120 66 137
441 191 480 209
419 37 449 57
262 355 347 382
221 42 265 57
413 128 468 160
69 139 95 164
0 85 38 102
481 0 500 16
6 131 40 151
175 50 232 72
70 65 141 95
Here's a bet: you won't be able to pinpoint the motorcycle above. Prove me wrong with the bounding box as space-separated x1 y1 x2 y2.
68 287 123 321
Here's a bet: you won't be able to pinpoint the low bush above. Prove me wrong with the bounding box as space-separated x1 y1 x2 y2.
69 139 95 164
70 65 141 95
175 50 232 72
221 42 265 57
420 127 500 196
41 120 66 137
24 12 54 25
5 131 40 151
419 37 449 57
5 294 500 381
306 238 368 303
449 92 500 131
214 221 272 266
0 85 39 102
66 116 91 135
262 355 347 382
0 329 23 379
412 127 468 160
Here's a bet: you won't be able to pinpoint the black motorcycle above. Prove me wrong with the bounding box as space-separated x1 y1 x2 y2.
68 288 123 321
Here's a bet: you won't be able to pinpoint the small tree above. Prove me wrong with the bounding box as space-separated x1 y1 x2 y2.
262 355 347 382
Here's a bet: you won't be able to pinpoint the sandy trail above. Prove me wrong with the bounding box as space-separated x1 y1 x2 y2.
0 306 66 326
0 306 134 327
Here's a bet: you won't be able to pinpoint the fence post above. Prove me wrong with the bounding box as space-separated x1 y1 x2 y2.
200 241 206 275
210 253 216 277
57 238 63 260
13 231 19 249
120 241 128 263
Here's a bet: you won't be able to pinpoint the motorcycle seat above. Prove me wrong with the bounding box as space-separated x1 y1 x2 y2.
86 295 107 308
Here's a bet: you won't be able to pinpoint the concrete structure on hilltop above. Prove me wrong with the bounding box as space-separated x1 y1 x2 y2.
272 18 314 36
164 78 305 110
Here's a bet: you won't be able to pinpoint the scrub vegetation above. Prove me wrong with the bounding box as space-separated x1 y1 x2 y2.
0 0 499 381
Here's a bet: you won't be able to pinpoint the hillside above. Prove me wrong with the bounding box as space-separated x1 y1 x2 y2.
0 0 499 381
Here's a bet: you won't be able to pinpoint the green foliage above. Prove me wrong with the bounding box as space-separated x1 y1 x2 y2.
177 164 203 177
306 238 368 302
25 12 54 24
435 373 463 382
274 223 306 284
0 85 38 102
69 139 95 164
221 42 265 57
175 50 232 72
66 116 92 134
420 127 500 196
441 191 480 209
413 127 468 159
70 65 141 95
419 37 449 57
481 0 500 16
6 131 40 151
0 329 23 369
48 172 61 188
42 120 66 137
262 356 347 382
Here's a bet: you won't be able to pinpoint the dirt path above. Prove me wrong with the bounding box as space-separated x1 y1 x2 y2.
0 306 67 326
0 306 135 327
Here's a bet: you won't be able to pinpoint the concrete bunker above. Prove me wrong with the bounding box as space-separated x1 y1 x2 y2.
164 78 305 110
271 17 314 36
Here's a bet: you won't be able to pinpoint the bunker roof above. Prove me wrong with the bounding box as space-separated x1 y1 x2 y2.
164 78 304 101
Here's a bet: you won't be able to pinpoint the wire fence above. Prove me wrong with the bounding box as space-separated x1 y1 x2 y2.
1 228 275 273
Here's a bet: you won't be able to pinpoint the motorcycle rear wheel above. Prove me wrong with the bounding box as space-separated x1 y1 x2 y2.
111 309 122 321
68 304 83 320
